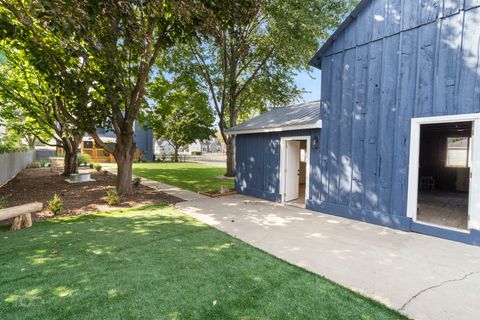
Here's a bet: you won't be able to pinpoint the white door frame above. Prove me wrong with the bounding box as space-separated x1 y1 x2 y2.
407 113 480 230
279 136 311 204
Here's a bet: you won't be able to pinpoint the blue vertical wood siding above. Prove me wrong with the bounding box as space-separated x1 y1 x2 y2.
311 0 480 243
235 0 480 244
235 129 321 202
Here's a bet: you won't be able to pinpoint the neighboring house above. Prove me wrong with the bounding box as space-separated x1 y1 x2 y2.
188 137 225 154
81 122 154 162
230 1 480 245
154 139 179 155
188 139 209 154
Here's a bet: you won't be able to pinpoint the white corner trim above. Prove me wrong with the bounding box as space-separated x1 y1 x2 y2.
228 120 322 135
406 113 480 231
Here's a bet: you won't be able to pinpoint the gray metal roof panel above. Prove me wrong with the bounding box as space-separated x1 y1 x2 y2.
227 100 321 134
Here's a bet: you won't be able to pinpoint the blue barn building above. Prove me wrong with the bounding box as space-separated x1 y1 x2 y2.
230 0 480 245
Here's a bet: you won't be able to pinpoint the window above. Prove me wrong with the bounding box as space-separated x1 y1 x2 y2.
300 149 306 162
446 137 471 168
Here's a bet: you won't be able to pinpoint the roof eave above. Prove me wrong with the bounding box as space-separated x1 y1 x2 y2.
227 120 322 135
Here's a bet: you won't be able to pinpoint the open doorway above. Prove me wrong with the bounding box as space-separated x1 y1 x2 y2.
280 137 310 208
416 121 472 230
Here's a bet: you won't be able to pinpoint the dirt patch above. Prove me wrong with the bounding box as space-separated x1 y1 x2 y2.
0 167 183 221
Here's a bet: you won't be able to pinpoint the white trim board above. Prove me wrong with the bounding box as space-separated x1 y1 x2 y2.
228 120 322 135
279 136 311 206
407 113 480 231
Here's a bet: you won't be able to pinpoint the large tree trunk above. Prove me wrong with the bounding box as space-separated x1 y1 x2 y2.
174 145 179 162
114 135 136 196
225 137 235 177
115 153 133 196
62 139 79 176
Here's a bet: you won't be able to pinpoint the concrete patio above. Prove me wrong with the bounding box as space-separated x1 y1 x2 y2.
176 194 480 320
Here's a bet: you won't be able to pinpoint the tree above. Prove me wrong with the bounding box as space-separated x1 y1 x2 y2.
0 47 83 175
145 76 214 162
163 0 351 176
0 0 201 194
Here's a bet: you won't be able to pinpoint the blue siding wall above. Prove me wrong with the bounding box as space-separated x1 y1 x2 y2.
235 129 321 202
96 124 154 161
316 0 480 244
134 122 154 161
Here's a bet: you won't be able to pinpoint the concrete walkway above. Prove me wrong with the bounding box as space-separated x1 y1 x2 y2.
176 194 480 320
103 166 207 201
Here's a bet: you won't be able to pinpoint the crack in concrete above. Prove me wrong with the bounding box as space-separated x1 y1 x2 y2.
398 271 480 312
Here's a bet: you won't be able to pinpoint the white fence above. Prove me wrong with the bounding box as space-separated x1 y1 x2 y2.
0 150 35 186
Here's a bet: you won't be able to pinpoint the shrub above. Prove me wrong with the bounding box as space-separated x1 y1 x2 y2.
47 194 64 215
191 151 202 156
93 163 102 172
77 153 92 166
132 177 142 187
107 190 120 206
38 159 50 167
88 163 94 169
28 161 41 168
0 195 9 209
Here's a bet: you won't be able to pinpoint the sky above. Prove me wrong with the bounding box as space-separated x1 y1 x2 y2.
294 68 322 103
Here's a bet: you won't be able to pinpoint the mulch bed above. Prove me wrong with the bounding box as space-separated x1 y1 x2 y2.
0 167 183 221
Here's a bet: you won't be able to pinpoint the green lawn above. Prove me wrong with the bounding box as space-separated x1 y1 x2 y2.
133 162 234 193
0 206 405 320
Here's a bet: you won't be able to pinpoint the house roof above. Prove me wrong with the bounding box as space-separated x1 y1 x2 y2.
310 0 369 69
227 100 322 135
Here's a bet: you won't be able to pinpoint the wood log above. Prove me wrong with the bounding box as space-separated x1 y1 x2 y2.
0 202 43 221
11 213 32 231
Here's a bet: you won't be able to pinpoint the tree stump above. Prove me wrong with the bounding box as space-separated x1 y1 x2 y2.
11 213 32 231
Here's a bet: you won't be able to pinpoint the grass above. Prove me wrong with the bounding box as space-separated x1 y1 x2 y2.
132 162 234 193
0 206 406 320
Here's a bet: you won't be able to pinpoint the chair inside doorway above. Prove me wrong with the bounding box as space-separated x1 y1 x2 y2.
417 121 471 230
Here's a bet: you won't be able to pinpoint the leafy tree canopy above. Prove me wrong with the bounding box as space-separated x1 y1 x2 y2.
144 72 215 161
160 0 352 175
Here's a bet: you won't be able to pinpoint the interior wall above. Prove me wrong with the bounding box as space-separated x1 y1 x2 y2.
299 140 307 184
419 123 471 192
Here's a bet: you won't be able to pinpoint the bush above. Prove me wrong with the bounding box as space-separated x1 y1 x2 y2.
77 153 92 166
93 163 102 172
191 151 202 156
38 159 50 167
88 163 94 169
132 177 142 187
47 194 64 215
107 190 120 206
0 195 9 209
28 161 41 168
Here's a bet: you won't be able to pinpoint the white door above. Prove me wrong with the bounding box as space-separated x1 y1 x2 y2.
285 141 300 202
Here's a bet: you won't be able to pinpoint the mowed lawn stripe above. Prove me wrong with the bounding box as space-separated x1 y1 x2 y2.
132 162 234 193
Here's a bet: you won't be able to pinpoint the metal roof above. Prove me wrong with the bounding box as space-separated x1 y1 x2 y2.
310 0 370 69
227 100 321 135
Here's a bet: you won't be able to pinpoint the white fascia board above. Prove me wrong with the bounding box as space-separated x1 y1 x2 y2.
228 120 322 135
